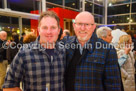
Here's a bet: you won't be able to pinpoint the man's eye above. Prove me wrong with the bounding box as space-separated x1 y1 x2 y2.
78 23 82 25
85 24 89 26
51 27 56 29
43 27 47 29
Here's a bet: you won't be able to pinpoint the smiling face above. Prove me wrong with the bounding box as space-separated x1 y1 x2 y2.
38 16 60 44
73 12 96 43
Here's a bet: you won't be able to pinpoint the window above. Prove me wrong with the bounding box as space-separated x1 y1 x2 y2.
94 0 103 5
0 15 19 39
108 4 130 15
132 0 136 2
94 4 103 15
46 0 62 5
7 0 40 13
108 0 130 5
85 2 93 12
65 0 79 9
22 18 31 34
132 3 136 13
0 0 2 8
131 14 136 22
94 15 103 24
108 15 129 24
46 3 62 10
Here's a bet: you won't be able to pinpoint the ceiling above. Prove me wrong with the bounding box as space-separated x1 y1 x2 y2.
0 0 133 9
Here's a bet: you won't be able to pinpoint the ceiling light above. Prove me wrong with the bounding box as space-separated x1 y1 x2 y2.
127 4 129 7
127 17 129 20
109 3 112 6
72 3 75 6
130 19 133 22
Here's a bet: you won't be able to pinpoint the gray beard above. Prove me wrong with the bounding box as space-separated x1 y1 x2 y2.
77 35 88 42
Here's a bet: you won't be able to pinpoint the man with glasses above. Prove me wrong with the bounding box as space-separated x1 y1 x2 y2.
64 11 122 91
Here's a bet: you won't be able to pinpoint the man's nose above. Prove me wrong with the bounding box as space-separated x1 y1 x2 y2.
46 28 52 34
80 24 86 30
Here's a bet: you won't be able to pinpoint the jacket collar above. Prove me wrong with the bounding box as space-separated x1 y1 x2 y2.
68 33 98 53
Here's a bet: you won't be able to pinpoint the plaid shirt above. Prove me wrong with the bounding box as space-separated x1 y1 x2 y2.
64 34 122 91
3 37 66 91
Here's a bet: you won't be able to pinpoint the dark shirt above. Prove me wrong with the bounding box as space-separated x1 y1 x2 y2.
65 48 81 91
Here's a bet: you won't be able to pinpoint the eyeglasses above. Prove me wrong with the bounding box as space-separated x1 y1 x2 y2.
75 22 94 28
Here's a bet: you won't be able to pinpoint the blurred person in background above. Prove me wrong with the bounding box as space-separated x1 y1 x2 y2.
57 28 63 41
6 33 19 64
126 30 136 85
19 32 26 45
96 27 113 43
111 25 127 44
117 35 135 91
0 31 8 91
23 32 37 43
61 29 70 40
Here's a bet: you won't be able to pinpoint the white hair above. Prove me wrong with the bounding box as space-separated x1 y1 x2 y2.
96 27 112 38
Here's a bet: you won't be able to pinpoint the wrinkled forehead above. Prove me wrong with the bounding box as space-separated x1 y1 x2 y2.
75 12 95 23
0 32 7 36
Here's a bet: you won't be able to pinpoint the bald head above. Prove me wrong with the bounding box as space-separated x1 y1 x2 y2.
0 31 7 41
73 11 96 45
75 11 95 23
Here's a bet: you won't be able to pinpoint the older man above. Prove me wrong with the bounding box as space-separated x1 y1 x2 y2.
96 27 113 43
64 11 122 91
0 31 8 91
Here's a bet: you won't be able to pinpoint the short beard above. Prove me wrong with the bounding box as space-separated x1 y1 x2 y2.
77 35 88 42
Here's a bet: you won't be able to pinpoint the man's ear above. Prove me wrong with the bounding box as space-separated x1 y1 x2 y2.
58 28 60 35
92 24 96 33
73 23 75 31
38 27 40 33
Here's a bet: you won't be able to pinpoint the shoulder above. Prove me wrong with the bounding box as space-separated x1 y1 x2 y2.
18 42 36 55
61 36 76 44
97 38 115 50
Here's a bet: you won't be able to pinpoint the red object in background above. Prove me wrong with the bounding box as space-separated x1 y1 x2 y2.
30 10 39 36
134 34 136 39
30 7 79 35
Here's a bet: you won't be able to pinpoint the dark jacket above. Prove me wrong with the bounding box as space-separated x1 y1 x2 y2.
63 34 123 91
6 43 19 64
0 39 7 62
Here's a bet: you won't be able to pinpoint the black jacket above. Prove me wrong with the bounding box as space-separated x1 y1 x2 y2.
0 39 7 62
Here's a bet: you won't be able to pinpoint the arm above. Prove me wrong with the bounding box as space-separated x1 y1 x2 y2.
118 54 128 67
118 47 130 67
2 51 24 90
104 48 122 91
